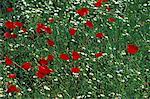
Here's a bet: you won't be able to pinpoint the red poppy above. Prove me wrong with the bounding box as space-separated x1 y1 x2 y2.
95 52 104 58
72 51 81 60
5 21 16 29
4 32 11 39
95 0 103 7
14 21 23 27
47 55 54 61
8 74 16 79
47 39 55 46
49 18 54 23
11 34 17 38
85 21 94 29
36 71 46 79
6 8 14 12
76 8 89 17
36 23 45 33
108 18 116 22
43 26 52 34
37 23 45 29
60 54 70 61
36 28 42 33
38 66 53 75
106 6 111 11
39 58 48 65
22 62 32 70
127 44 139 54
71 67 80 73
69 28 77 36
7 85 20 93
5 56 13 65
96 32 105 38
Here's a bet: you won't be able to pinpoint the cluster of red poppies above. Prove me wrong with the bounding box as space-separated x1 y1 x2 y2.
4 21 27 39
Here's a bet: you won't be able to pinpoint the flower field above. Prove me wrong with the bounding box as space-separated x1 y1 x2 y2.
0 0 149 98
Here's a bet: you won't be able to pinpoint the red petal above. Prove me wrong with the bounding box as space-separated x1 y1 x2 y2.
44 26 52 34
96 33 105 38
8 74 16 79
72 51 81 60
4 32 11 39
39 58 48 65
47 39 55 46
95 1 102 7
36 71 46 79
60 54 70 61
38 66 54 75
69 28 77 36
22 62 32 70
95 52 104 58
108 18 116 22
49 18 54 23
11 34 17 38
76 8 89 17
71 67 80 73
85 21 94 29
14 22 23 27
48 55 54 61
5 21 16 29
7 8 13 12
7 85 20 93
127 44 139 54
5 56 13 65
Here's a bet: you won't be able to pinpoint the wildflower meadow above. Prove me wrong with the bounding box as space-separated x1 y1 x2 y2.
0 0 149 98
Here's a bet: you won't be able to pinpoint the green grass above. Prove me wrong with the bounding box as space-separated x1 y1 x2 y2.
0 0 149 98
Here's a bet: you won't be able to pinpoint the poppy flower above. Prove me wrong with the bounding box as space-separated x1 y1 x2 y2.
85 21 94 29
95 52 104 58
76 8 89 17
11 34 17 39
127 44 139 54
39 58 48 65
36 23 45 33
71 67 80 73
108 18 116 22
38 66 53 75
47 55 54 61
14 21 23 27
96 32 105 39
95 0 103 7
4 32 11 39
7 85 20 93
5 56 13 65
8 74 16 79
47 39 55 46
22 62 32 70
43 26 52 34
37 23 45 29
49 18 54 23
36 71 46 79
5 21 16 29
72 51 81 60
6 8 13 12
69 28 77 36
60 54 70 61
36 28 42 33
